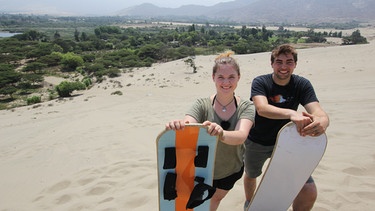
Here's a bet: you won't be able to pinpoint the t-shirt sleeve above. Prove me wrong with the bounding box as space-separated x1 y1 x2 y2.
299 78 319 106
250 76 267 100
238 100 255 122
185 98 207 122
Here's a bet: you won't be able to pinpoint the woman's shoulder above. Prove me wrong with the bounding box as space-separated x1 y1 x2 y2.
192 97 212 107
236 96 255 121
195 96 211 103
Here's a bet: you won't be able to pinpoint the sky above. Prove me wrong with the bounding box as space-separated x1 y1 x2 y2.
0 0 235 15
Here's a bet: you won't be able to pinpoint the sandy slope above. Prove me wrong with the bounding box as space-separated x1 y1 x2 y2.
1 27 375 211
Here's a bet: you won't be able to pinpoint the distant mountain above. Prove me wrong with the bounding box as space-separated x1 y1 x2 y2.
116 0 255 18
116 0 375 23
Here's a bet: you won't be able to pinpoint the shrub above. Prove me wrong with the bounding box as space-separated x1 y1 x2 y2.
106 68 121 78
26 96 41 105
82 77 92 87
60 52 84 71
184 57 197 73
111 90 123 95
55 81 86 97
37 53 62 67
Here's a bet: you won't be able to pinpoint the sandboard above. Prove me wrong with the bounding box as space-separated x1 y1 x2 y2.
156 123 218 211
247 122 327 211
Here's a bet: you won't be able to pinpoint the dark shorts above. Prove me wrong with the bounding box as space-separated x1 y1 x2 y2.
244 140 314 183
213 165 244 191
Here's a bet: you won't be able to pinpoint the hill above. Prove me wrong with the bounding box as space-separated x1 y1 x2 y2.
117 0 375 23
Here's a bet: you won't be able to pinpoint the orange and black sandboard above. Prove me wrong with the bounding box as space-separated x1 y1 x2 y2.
156 123 218 211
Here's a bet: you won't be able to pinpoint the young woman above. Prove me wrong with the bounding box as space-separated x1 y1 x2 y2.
166 51 255 210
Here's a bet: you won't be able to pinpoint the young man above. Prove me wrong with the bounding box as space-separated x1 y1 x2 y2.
243 44 329 211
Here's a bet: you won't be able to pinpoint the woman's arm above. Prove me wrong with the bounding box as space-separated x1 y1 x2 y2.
203 118 253 145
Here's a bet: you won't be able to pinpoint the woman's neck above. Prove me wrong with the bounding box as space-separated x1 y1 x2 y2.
215 94 234 105
213 94 236 113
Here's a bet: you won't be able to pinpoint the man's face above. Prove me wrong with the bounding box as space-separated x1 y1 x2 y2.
271 53 297 85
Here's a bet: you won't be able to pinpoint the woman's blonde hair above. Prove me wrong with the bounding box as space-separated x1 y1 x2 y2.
213 51 240 75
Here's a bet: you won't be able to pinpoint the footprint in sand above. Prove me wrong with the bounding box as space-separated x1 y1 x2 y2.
47 180 71 193
342 167 365 176
77 177 96 186
99 197 114 204
86 185 111 196
34 160 155 209
56 194 72 204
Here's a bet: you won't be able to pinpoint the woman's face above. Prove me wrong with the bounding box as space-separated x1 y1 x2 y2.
213 64 240 94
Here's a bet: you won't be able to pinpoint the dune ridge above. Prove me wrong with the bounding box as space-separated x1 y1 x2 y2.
1 27 375 210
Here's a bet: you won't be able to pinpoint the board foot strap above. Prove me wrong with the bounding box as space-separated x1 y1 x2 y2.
163 147 176 169
186 176 216 209
163 172 177 200
194 146 209 168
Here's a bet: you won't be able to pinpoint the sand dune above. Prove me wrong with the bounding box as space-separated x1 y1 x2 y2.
1 27 375 210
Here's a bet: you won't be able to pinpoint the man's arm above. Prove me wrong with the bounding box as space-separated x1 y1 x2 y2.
301 102 330 136
252 95 314 135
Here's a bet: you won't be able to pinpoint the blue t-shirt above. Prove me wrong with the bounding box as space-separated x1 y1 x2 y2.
248 74 318 146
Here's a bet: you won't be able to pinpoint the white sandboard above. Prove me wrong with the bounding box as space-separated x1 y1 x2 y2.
247 122 327 211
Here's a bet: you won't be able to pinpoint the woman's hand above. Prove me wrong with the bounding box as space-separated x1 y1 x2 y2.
203 121 224 137
165 120 187 130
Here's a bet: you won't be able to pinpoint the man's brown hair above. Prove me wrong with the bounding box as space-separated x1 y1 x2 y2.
271 44 298 64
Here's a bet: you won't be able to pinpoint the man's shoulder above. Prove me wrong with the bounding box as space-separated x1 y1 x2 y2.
291 74 309 81
255 73 272 79
291 74 312 85
254 73 272 83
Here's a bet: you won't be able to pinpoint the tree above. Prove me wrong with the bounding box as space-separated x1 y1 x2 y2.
55 81 86 97
200 26 205 34
342 30 367 45
188 24 196 32
0 70 21 88
37 53 62 67
54 31 61 40
0 70 22 98
13 30 46 41
21 73 44 86
81 32 88 41
184 56 197 73
0 86 18 99
138 43 163 60
60 52 84 71
22 62 47 73
0 64 14 72
85 63 105 75
26 96 41 105
53 39 76 52
74 29 80 42
177 46 195 58
232 40 250 54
